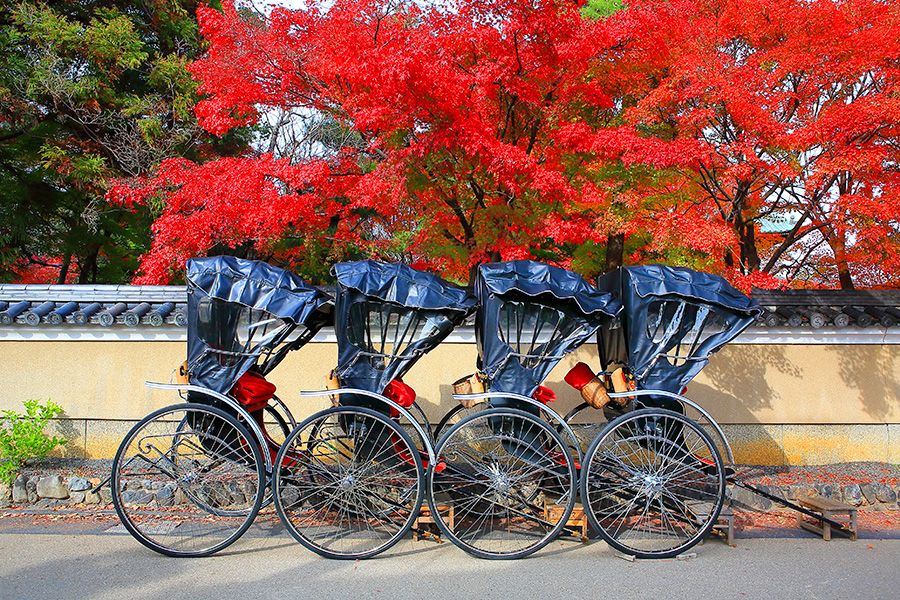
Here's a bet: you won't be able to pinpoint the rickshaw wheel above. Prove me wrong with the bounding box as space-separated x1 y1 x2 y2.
428 408 577 560
581 408 725 559
273 406 424 560
111 403 265 558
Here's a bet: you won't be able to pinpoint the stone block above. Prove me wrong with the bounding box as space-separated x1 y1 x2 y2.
36 475 68 499
69 491 85 504
155 486 174 507
67 476 91 492
729 484 773 512
34 498 65 508
120 489 152 506
0 482 10 508
814 483 837 499
843 483 864 507
873 484 897 504
12 474 28 503
860 483 879 505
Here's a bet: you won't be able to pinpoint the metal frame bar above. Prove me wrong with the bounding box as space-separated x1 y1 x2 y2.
268 393 297 430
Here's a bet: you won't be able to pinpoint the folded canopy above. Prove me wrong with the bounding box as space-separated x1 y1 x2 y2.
597 265 761 401
333 260 476 314
187 256 333 393
188 256 333 324
477 260 621 399
333 260 477 405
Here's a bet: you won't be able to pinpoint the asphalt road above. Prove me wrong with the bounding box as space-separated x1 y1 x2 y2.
1 516 898 600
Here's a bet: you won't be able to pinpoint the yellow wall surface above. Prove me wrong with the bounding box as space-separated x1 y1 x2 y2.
1 340 898 425
1 339 898 463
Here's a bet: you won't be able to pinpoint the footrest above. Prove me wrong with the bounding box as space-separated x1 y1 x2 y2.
796 495 857 541
545 502 590 544
711 507 735 545
413 504 454 541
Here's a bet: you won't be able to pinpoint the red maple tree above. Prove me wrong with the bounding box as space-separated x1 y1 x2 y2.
112 0 900 288
632 0 900 288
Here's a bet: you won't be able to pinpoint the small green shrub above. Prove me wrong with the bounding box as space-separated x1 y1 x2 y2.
0 399 67 484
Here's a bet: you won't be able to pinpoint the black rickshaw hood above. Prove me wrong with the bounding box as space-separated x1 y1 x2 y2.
478 261 622 318
597 264 762 399
333 260 477 400
333 260 477 314
477 261 621 399
187 256 332 323
186 256 333 394
618 264 761 315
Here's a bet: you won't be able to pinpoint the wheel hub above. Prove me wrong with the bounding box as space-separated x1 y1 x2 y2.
493 473 510 493
642 474 663 498
339 473 356 492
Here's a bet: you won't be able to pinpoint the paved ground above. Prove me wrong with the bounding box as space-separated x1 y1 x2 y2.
2 511 898 600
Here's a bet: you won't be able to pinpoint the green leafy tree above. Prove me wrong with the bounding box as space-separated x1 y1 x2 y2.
0 0 245 283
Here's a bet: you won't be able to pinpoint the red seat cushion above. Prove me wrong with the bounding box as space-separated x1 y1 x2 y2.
564 362 596 390
231 371 276 413
383 379 416 408
532 385 556 404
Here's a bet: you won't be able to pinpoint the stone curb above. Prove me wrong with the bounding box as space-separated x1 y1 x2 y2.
727 481 899 512
3 471 899 513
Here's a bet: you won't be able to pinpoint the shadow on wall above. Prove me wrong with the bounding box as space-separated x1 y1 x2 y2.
823 344 899 422
50 415 85 459
695 345 801 415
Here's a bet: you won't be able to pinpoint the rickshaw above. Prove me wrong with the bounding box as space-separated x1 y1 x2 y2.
110 256 333 557
427 260 622 559
271 260 477 559
579 264 762 558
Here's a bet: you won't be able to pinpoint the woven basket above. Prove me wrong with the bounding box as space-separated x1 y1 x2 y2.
452 373 484 409
580 376 612 409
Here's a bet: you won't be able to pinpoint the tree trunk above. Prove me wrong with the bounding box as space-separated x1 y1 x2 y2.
739 221 760 273
827 233 855 290
604 232 624 272
57 252 71 284
78 247 99 284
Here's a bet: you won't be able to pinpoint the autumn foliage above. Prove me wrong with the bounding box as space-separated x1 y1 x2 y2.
110 0 900 288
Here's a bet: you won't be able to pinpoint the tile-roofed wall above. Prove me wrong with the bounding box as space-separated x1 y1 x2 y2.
752 289 900 329
0 284 187 327
1 284 900 330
